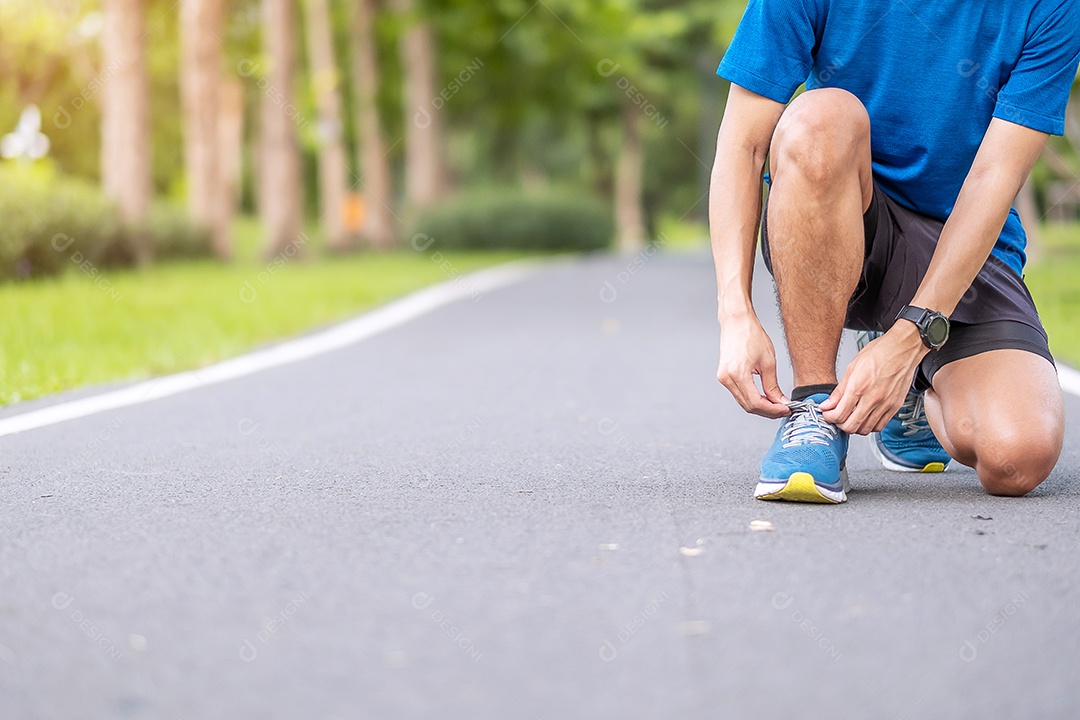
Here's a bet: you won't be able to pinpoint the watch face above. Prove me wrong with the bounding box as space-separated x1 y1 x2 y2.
926 316 949 347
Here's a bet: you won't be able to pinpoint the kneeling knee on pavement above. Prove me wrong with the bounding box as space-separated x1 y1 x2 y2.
974 432 1061 497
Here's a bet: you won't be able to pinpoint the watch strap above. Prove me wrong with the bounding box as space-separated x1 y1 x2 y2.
896 304 949 350
896 305 929 325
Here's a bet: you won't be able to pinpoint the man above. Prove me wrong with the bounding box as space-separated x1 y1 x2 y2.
709 0 1080 503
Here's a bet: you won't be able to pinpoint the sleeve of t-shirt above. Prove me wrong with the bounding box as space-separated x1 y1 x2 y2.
716 0 819 104
994 0 1080 136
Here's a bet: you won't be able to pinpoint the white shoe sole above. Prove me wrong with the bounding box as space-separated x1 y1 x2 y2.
755 468 849 504
869 433 950 473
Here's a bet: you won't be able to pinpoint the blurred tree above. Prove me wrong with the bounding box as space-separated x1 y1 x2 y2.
428 0 723 245
614 102 646 252
304 0 350 250
220 0 262 215
13 0 1071 263
218 76 244 228
351 0 397 248
542 0 690 251
260 0 304 256
102 0 153 262
1065 90 1080 165
393 0 449 208
181 0 232 258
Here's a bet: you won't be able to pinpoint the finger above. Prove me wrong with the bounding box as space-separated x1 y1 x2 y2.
871 411 892 434
752 406 791 420
721 372 772 417
835 412 859 435
834 391 876 434
721 365 789 418
853 391 896 435
855 410 880 436
758 364 790 405
751 401 792 420
744 380 791 419
819 376 847 411
841 404 873 435
822 381 857 425
859 400 894 436
717 372 751 412
872 399 903 433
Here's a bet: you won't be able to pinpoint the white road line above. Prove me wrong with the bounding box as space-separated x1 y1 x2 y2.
1059 364 1080 399
0 261 540 438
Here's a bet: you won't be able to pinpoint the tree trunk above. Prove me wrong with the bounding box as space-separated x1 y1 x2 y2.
393 0 448 208
1064 90 1080 157
304 0 350 251
260 0 304 258
101 0 152 263
698 55 726 224
614 103 646 253
352 0 396 248
587 110 613 199
180 0 231 259
218 75 244 244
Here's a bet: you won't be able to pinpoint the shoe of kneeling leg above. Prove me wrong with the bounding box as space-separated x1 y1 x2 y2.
854 330 952 473
871 392 952 472
756 394 850 504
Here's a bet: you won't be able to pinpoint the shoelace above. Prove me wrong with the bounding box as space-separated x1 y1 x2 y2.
781 400 840 448
897 393 931 436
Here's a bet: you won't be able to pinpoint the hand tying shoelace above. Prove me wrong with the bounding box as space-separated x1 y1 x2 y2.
780 400 841 449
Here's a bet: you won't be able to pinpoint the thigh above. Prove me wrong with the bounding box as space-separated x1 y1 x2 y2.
924 349 1064 471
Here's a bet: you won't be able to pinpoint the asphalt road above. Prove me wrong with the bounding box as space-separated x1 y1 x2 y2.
2 251 1079 719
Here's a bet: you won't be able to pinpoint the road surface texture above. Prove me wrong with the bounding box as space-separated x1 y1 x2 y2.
2 251 1079 719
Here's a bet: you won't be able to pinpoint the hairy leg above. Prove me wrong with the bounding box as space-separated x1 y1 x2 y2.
767 88 875 388
923 350 1064 496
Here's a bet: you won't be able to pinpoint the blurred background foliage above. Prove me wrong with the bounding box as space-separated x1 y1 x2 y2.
0 0 1075 277
0 0 752 274
0 0 1077 401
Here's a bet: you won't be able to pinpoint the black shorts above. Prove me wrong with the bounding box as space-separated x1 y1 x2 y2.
761 181 1054 392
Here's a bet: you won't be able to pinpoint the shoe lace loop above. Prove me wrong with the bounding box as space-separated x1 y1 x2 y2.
897 393 931 436
781 400 839 448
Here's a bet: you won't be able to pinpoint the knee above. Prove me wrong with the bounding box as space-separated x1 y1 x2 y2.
974 427 1062 497
771 89 869 186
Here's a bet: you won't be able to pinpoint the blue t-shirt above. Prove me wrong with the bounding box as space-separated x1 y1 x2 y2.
717 0 1080 275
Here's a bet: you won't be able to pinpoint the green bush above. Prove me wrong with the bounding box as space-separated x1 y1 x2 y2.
410 190 614 252
142 203 213 260
0 165 117 279
0 163 212 280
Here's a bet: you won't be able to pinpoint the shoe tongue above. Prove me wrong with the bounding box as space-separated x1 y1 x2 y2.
798 392 832 405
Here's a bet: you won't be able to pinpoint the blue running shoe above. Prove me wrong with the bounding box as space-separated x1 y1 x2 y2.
756 394 850 504
854 330 952 473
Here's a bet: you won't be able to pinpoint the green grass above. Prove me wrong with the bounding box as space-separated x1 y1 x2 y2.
3 218 1073 407
655 215 708 251
1026 221 1080 366
0 249 529 406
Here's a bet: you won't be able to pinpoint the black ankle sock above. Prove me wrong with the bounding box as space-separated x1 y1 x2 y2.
792 383 838 401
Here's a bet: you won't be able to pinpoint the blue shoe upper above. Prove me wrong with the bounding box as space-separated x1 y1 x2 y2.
760 393 849 490
855 329 951 470
876 392 952 469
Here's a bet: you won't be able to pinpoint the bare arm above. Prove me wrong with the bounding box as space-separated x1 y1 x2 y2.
710 84 790 418
710 85 786 321
911 119 1047 315
822 118 1049 433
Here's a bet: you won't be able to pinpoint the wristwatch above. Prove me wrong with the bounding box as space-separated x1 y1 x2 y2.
896 305 950 350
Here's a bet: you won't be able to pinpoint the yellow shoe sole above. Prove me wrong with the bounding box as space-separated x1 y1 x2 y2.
869 434 951 473
754 471 848 504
